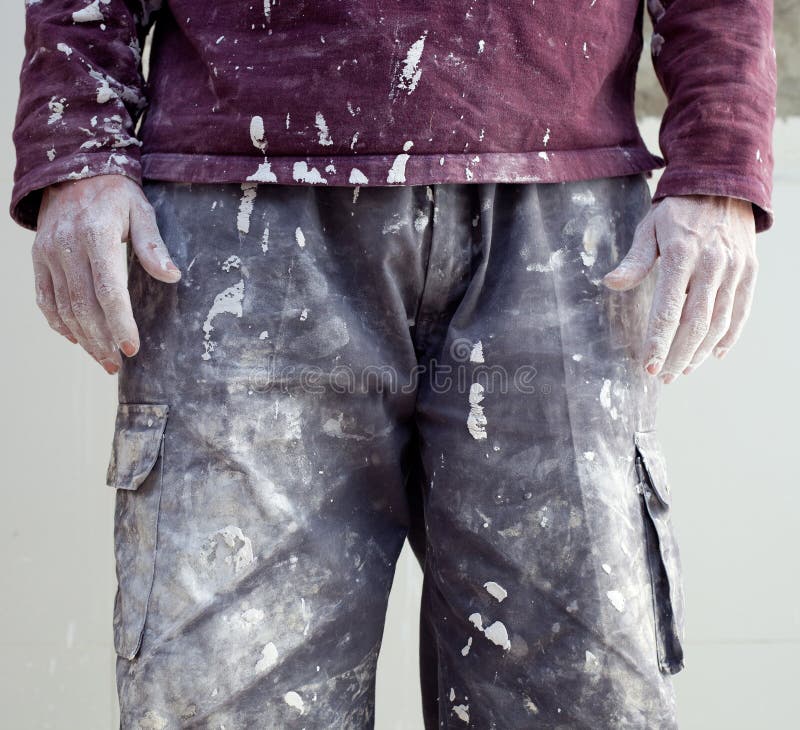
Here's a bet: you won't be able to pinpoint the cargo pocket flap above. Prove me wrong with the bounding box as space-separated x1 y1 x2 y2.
634 429 671 507
107 403 169 661
106 404 169 490
633 429 685 674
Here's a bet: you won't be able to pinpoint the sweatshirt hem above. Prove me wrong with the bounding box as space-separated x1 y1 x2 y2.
140 146 666 189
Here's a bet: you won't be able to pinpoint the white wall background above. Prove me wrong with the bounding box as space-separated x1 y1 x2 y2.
1 4 798 727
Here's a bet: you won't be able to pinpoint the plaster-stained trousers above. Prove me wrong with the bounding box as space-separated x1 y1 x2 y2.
105 172 686 729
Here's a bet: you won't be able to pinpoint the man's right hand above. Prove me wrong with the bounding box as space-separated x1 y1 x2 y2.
31 174 181 374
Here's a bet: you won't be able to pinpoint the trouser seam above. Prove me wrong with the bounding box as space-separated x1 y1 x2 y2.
410 184 440 357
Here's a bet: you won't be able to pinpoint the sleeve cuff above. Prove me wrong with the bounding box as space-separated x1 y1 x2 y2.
652 169 774 235
10 152 142 232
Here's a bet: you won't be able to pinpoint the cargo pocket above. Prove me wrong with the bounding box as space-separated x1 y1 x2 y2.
634 429 686 674
105 403 169 661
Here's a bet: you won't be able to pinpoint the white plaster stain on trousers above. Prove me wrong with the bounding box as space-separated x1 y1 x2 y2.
467 382 488 440
138 709 168 729
202 280 245 360
284 690 305 713
468 611 511 650
255 642 278 672
201 525 255 574
237 182 258 234
484 581 507 602
452 703 470 723
606 589 626 612
483 620 511 650
470 340 485 363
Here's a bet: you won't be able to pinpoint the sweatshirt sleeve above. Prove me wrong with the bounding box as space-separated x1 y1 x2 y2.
645 0 778 233
10 0 161 231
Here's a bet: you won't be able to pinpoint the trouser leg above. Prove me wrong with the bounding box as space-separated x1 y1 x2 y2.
414 176 684 728
109 181 435 729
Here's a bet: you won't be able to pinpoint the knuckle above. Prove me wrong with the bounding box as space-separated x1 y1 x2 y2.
133 198 155 219
726 245 744 267
33 272 50 296
52 226 77 254
712 314 733 337
724 255 743 282
699 244 725 271
663 240 692 261
739 264 758 292
36 292 55 314
75 209 114 241
84 222 114 245
687 318 710 342
56 301 75 324
693 280 716 302
633 219 650 240
650 308 679 333
69 298 92 321
38 238 59 260
645 338 669 360
31 236 49 261
94 281 124 306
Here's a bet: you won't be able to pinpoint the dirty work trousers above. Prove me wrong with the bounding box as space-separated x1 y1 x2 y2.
105 172 686 729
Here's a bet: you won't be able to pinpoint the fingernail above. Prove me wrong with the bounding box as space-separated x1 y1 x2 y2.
714 347 729 359
645 356 663 375
164 260 181 275
65 334 78 344
101 359 119 374
683 365 694 375
662 373 676 384
120 340 137 357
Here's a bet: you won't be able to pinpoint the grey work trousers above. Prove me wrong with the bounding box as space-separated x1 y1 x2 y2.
105 173 685 729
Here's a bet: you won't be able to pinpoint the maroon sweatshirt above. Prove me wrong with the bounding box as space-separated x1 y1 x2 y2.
11 0 777 232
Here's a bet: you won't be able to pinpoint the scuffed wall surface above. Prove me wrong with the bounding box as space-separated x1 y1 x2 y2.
636 0 798 118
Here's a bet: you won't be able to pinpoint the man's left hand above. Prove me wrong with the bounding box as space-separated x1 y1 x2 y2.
602 194 758 383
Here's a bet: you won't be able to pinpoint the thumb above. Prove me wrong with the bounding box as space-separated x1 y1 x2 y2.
130 201 182 283
602 217 658 291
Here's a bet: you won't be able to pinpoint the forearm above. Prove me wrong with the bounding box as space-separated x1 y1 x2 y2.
11 1 161 230
646 0 777 233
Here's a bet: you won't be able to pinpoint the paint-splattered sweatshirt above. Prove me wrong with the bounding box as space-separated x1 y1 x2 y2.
11 0 777 232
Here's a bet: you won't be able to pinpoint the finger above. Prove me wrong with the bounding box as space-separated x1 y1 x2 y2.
642 245 692 376
130 202 181 283
47 254 92 352
55 228 122 373
602 215 658 291
713 258 759 358
660 265 723 379
684 279 737 373
32 246 76 343
85 221 140 357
